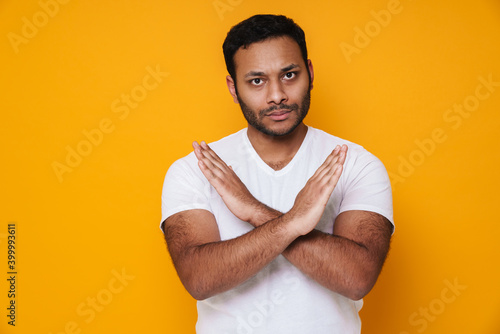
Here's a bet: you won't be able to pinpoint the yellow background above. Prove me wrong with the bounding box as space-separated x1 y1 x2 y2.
1 0 499 333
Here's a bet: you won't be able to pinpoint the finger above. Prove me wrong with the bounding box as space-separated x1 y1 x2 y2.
325 147 347 180
192 141 200 152
193 140 217 159
313 146 339 176
315 164 344 199
327 152 346 182
326 164 344 191
193 141 217 169
314 146 341 179
200 141 223 161
194 142 243 196
198 160 225 188
323 144 348 175
336 145 348 165
192 141 205 161
313 147 348 191
197 156 229 184
197 154 220 174
193 141 225 176
192 141 199 149
199 141 228 171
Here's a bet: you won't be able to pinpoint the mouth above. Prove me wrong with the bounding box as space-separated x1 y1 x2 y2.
266 109 292 121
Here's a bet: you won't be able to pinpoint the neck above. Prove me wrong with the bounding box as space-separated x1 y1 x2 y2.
246 123 308 170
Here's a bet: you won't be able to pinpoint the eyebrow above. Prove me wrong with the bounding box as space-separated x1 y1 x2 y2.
243 63 301 78
281 64 300 72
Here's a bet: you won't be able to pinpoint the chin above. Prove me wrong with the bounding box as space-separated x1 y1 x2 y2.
260 121 303 137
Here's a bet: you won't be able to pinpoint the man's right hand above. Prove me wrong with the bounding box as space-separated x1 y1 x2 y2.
287 144 348 236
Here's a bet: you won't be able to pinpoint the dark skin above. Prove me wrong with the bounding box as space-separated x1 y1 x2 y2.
163 37 392 301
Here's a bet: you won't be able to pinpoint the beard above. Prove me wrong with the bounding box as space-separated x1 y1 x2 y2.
237 88 311 137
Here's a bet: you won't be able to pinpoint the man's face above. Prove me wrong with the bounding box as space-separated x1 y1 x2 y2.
227 36 313 137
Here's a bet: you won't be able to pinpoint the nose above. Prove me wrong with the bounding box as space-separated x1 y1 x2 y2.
266 79 288 105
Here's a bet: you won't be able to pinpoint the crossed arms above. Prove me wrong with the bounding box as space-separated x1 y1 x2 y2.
162 141 393 301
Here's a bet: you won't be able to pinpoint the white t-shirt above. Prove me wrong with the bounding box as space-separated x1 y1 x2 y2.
160 126 394 334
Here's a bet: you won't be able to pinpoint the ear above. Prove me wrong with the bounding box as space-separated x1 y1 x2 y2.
307 59 314 90
226 75 239 104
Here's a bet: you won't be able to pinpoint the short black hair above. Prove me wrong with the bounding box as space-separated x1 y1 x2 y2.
222 14 308 81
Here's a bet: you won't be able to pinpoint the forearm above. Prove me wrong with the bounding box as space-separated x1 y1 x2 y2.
178 214 297 300
249 204 380 300
282 230 378 300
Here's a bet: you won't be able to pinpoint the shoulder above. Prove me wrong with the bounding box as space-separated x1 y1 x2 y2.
309 128 394 226
307 126 379 164
205 128 247 160
168 129 246 173
307 127 389 188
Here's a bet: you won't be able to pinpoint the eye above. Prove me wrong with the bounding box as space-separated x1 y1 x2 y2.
251 78 264 86
284 72 296 80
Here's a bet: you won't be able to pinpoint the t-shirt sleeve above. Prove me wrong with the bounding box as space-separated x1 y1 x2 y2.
160 156 212 231
339 148 394 230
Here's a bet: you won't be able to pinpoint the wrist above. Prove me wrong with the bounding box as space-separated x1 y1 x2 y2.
248 202 282 227
282 206 314 237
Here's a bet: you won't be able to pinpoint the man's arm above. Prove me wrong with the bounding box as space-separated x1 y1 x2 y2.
163 209 298 300
282 211 392 300
163 142 345 300
193 141 392 300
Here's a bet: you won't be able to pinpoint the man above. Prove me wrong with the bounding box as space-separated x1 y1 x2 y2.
161 14 394 334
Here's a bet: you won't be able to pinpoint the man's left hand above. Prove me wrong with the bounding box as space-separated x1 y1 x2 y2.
193 141 264 225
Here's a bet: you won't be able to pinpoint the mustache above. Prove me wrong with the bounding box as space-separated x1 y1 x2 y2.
259 103 299 117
